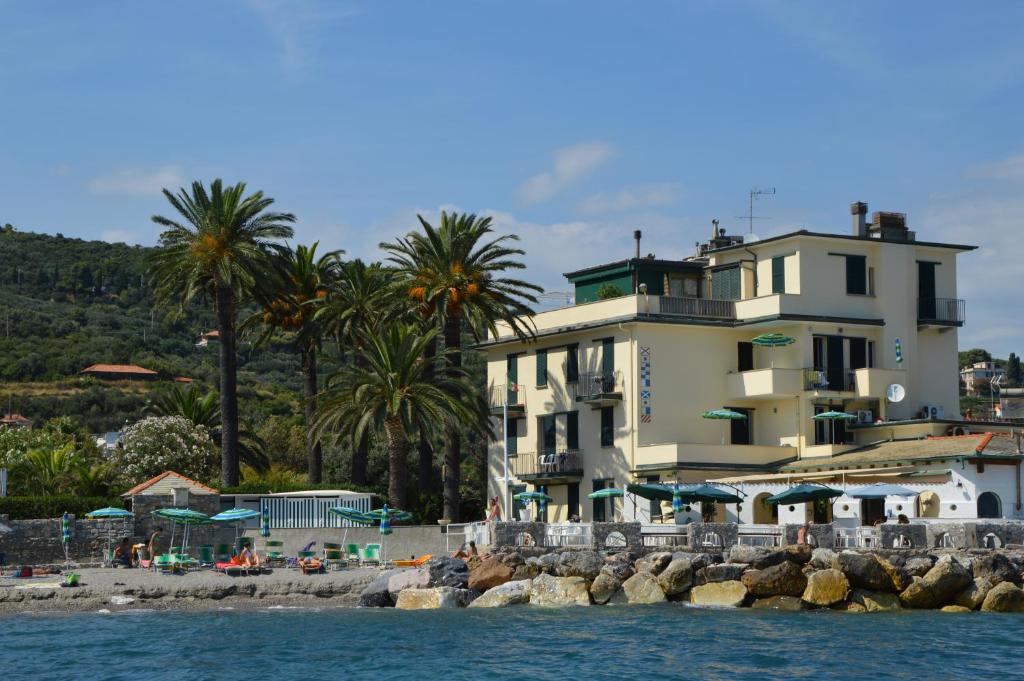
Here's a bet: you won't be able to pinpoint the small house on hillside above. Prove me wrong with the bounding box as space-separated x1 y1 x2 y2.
0 413 33 430
81 363 159 381
123 470 221 539
195 330 219 347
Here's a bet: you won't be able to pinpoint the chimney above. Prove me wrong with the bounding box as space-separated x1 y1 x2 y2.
632 229 642 293
634 229 642 260
850 201 868 237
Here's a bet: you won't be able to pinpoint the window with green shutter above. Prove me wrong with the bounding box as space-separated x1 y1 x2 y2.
771 256 785 294
845 255 867 295
711 265 740 300
541 415 556 454
567 411 579 450
566 344 579 383
505 418 518 456
536 349 548 386
600 407 614 447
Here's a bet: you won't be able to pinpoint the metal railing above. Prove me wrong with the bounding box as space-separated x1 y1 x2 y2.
544 523 593 547
488 384 524 410
445 521 491 552
918 297 965 324
260 495 372 529
803 366 855 392
640 524 690 547
658 296 736 319
510 449 583 477
834 527 880 549
575 371 622 401
737 524 783 547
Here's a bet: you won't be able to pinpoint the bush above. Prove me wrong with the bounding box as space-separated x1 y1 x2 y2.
0 495 124 520
113 416 217 488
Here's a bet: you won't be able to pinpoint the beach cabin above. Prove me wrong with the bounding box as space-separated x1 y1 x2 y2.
123 470 221 541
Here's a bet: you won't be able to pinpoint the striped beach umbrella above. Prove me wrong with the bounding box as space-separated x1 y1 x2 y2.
211 508 261 544
586 488 624 500
751 333 795 368
379 505 393 537
671 485 684 515
328 506 371 547
260 506 271 538
61 512 72 563
356 506 413 565
812 410 858 444
85 507 134 565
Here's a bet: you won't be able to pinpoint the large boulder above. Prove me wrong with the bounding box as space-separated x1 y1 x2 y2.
973 553 1021 585
781 545 813 565
469 558 514 592
528 574 591 607
751 595 803 611
395 587 464 610
810 548 837 570
602 557 636 582
802 569 850 608
556 551 603 581
741 560 807 598
635 552 673 576
657 558 694 597
615 573 666 604
727 545 775 567
832 552 896 592
954 577 996 611
359 572 396 608
901 556 935 578
537 553 560 574
427 557 469 589
689 580 748 608
589 573 621 605
673 552 715 572
696 563 747 584
387 568 431 601
899 557 972 609
850 589 902 612
469 580 532 608
511 562 541 581
981 582 1024 613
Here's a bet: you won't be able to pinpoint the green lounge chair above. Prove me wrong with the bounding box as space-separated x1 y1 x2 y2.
153 554 176 574
264 540 286 567
214 543 232 563
360 544 381 566
199 545 215 567
324 549 344 571
345 543 360 565
174 554 200 571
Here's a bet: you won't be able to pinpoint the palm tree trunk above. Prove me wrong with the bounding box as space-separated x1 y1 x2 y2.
442 313 462 522
215 285 240 487
350 346 369 486
383 416 409 510
418 334 437 492
302 342 322 485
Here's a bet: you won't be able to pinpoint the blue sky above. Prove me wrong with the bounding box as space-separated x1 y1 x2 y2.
1 1 1022 355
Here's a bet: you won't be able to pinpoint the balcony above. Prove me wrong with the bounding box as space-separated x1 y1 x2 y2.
510 449 583 482
803 367 855 393
654 296 736 320
634 442 797 471
574 371 623 406
726 368 803 400
488 384 525 416
853 368 907 399
918 298 965 327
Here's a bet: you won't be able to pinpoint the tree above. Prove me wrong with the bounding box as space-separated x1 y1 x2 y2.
596 283 625 300
1007 353 1023 388
113 416 218 488
149 179 295 486
250 243 343 484
959 348 992 369
381 212 541 521
314 324 487 510
12 444 80 496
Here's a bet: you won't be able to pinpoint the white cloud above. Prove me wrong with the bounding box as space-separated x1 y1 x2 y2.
519 142 616 205
88 166 183 197
966 153 1024 182
577 183 681 213
245 0 355 75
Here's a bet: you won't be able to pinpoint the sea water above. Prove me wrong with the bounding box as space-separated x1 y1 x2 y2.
2 605 1022 681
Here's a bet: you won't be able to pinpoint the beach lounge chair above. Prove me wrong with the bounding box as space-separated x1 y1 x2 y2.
264 540 286 567
214 543 232 563
199 545 215 567
300 556 324 575
392 554 432 568
174 554 201 571
345 543 360 565
153 554 176 574
323 543 344 571
360 544 382 566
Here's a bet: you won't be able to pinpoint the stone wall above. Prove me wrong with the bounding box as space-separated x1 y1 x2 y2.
973 521 1024 549
493 522 545 548
784 523 834 548
0 514 135 565
592 522 642 551
689 522 738 551
924 522 971 549
879 524 928 549
130 494 234 554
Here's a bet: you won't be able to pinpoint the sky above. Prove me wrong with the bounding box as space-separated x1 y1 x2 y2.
1 1 1022 356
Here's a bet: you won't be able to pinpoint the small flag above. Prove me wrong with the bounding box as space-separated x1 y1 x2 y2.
895 338 903 364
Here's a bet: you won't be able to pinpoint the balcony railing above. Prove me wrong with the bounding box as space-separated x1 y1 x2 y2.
488 384 525 414
574 371 623 402
918 298 965 325
658 296 736 319
804 367 855 392
510 449 583 478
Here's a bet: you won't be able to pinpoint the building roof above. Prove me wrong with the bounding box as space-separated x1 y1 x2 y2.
121 470 219 497
707 229 977 255
0 413 32 425
82 363 158 376
564 257 705 280
201 330 220 339
780 433 1023 473
173 377 193 383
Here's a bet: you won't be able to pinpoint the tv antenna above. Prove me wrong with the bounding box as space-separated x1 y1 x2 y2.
736 186 776 234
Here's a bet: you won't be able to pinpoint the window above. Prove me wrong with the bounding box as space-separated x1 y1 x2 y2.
771 256 786 294
566 344 579 383
845 255 867 295
711 265 740 301
601 338 615 376
535 349 548 387
505 418 518 456
567 411 579 450
600 407 614 447
505 354 519 404
728 407 752 445
567 483 580 521
540 415 556 454
737 341 754 372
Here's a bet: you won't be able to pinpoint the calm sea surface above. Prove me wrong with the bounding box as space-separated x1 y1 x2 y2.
3 605 1023 681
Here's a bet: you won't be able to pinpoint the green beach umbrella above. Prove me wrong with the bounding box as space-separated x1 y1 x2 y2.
211 508 260 544
153 508 212 554
672 485 684 514
329 506 372 547
812 410 857 444
513 490 552 521
259 506 271 538
765 483 843 506
61 511 72 564
86 507 134 565
586 488 624 500
702 408 747 444
356 506 411 565
751 333 795 368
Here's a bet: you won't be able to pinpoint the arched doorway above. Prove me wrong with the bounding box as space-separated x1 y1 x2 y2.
917 491 940 518
977 492 1001 519
753 493 778 524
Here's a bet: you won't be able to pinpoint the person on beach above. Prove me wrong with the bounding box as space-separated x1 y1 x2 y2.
113 538 134 567
147 528 163 562
237 545 260 567
797 523 810 545
897 514 910 524
450 541 479 559
486 496 502 522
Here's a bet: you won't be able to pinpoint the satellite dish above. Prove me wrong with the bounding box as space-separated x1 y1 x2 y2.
886 384 906 403
746 233 761 243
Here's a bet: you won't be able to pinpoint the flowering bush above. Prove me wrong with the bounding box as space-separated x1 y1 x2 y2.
113 416 217 489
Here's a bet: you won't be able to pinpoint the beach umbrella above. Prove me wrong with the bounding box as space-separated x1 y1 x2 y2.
765 483 843 506
86 507 134 565
329 506 372 547
702 408 747 444
152 508 212 554
513 490 552 521
259 506 271 538
586 488 624 500
61 511 72 564
357 506 412 565
751 333 795 368
812 410 858 444
211 508 261 544
846 483 917 499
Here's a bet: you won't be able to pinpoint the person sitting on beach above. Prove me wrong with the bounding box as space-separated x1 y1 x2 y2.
797 523 810 545
237 545 260 567
450 541 479 559
146 528 163 562
113 538 134 567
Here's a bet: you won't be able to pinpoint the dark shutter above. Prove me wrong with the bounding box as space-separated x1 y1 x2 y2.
849 337 867 370
845 255 867 295
567 411 579 450
771 256 786 294
918 262 936 319
738 342 754 372
567 483 580 520
506 355 518 404
536 349 547 386
712 266 740 301
729 408 751 445
566 344 579 382
505 418 518 456
600 407 614 447
541 415 556 454
592 479 607 522
601 338 614 376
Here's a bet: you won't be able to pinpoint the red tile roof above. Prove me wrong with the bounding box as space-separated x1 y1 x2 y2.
122 470 219 497
82 363 158 376
0 413 31 425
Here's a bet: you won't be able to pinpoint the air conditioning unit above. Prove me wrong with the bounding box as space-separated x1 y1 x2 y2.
856 409 873 424
921 404 945 419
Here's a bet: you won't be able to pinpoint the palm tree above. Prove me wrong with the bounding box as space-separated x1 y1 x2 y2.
14 444 79 496
146 383 270 474
149 179 294 486
314 324 487 510
249 242 344 484
381 211 541 520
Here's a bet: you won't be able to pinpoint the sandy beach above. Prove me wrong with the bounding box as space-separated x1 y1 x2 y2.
0 566 382 615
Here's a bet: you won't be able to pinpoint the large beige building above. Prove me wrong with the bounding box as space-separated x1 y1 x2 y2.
483 203 976 522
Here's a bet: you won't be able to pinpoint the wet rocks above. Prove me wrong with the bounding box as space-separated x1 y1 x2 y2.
387 569 431 601
427 557 469 589
689 580 748 608
899 558 972 609
802 569 850 608
614 573 666 604
589 572 621 605
657 558 694 597
469 580 532 608
741 560 807 598
751 595 803 611
528 574 590 607
359 572 396 608
981 582 1024 612
395 587 474 610
954 577 996 611
850 589 902 612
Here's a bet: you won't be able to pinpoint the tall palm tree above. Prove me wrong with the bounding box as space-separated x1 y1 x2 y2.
381 211 541 521
149 179 294 486
314 324 487 510
249 242 344 484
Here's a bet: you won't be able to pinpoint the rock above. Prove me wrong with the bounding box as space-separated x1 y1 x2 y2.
589 573 621 605
954 577 996 610
741 560 807 598
689 580 748 608
751 595 804 611
395 587 463 610
902 556 935 578
387 568 430 600
359 572 396 607
877 557 909 592
802 569 850 608
110 595 135 605
601 559 635 582
899 557 972 609
810 548 837 570
673 552 715 572
556 551 603 581
973 553 1021 585
537 553 560 574
618 573 667 604
511 562 541 581
469 580 532 608
850 589 902 612
696 563 747 584
981 581 1024 613
832 552 895 592
635 552 673 576
657 558 693 597
468 558 514 592
528 573 591 607
728 545 789 570
782 545 813 565
427 557 469 589
941 605 972 613
832 601 867 613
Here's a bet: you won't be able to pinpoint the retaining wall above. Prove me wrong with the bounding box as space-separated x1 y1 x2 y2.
240 525 456 560
0 514 135 565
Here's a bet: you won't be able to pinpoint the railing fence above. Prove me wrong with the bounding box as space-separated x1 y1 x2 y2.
260 495 372 529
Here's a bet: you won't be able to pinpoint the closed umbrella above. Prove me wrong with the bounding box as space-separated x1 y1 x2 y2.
751 333 795 368
86 507 135 565
846 483 917 499
812 410 857 444
765 483 843 505
702 408 747 444
671 485 684 515
211 508 261 545
259 506 271 538
61 511 72 564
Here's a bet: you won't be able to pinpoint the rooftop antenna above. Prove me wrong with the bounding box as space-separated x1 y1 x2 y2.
736 186 776 234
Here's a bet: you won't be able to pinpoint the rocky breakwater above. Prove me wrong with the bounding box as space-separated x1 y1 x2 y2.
361 546 1024 613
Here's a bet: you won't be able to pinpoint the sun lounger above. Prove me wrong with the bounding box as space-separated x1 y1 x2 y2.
264 540 286 567
360 544 382 566
153 555 177 574
215 561 261 576
344 543 360 565
199 545 215 567
324 549 345 571
299 557 324 575
392 554 432 568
